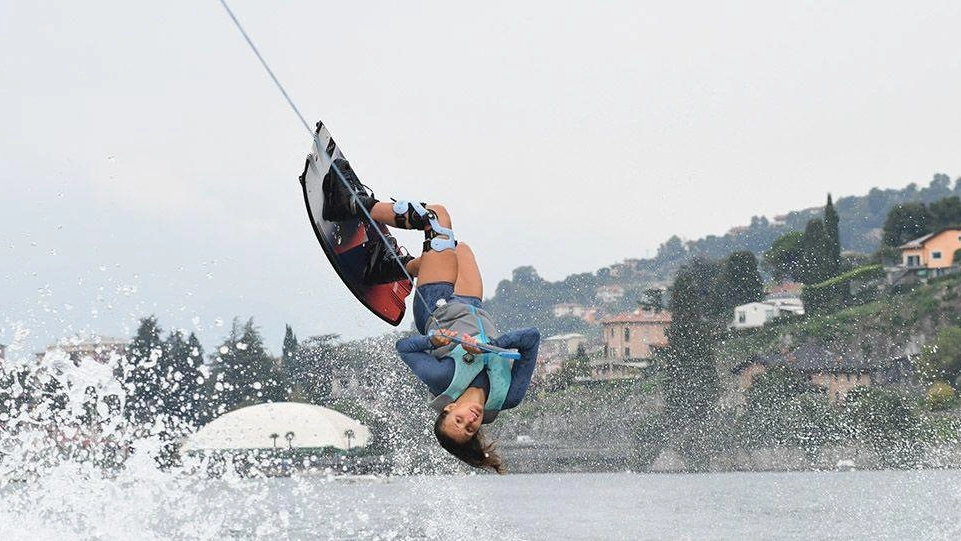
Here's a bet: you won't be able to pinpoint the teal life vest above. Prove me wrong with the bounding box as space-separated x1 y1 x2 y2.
427 304 513 423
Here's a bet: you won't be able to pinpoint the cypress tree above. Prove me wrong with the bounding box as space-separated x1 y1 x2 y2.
824 194 841 277
296 334 339 404
799 219 829 284
718 251 763 309
277 324 300 401
661 264 721 470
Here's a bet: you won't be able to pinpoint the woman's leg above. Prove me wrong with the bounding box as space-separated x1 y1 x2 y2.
369 202 458 284
452 243 483 299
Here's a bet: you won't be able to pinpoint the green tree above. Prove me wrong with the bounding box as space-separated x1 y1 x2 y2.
928 196 961 230
824 194 841 276
121 316 166 427
717 251 763 310
764 231 806 282
740 365 808 446
915 326 961 385
882 202 931 247
545 344 592 391
781 394 841 457
639 287 665 313
208 318 278 413
798 219 829 284
685 256 725 317
273 324 301 402
660 263 722 470
293 333 340 404
162 330 205 426
655 235 687 265
926 381 957 411
842 387 921 468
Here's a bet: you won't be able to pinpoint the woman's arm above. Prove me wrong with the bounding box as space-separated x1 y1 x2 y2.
491 328 540 409
395 336 454 396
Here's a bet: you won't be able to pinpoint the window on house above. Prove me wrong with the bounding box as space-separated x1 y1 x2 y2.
624 347 631 358
933 251 942 260
737 311 746 323
624 327 630 341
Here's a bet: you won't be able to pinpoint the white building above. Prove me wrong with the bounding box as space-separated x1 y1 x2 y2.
552 303 586 318
765 296 805 316
183 402 370 452
537 333 588 377
595 285 625 304
731 302 780 330
731 298 804 330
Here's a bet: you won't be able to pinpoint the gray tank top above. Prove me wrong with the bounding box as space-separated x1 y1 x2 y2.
425 301 499 359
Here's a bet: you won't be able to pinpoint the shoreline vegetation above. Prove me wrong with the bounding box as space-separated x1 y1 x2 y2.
5 174 961 476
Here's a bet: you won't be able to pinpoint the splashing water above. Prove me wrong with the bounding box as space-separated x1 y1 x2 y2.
0 328 516 540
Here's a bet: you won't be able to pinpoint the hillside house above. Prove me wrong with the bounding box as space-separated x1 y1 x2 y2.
767 282 803 298
732 343 914 404
595 310 670 379
730 302 779 330
552 303 586 318
39 336 129 366
730 296 804 330
595 285 625 304
536 333 588 378
887 228 961 286
899 228 961 270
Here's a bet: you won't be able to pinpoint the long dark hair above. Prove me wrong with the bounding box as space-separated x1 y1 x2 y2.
433 410 506 474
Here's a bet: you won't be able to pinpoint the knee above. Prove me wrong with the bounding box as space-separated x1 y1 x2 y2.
426 204 452 228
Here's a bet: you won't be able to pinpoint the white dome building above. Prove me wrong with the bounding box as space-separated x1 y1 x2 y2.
184 402 370 452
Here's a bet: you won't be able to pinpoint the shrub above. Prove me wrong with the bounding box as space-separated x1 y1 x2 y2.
927 381 957 411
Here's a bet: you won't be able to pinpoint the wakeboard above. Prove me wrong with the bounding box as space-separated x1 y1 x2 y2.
299 121 412 326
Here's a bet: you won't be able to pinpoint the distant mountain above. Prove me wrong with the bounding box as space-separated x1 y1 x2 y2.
486 173 959 336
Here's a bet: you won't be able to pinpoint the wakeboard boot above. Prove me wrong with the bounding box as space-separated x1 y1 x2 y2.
322 158 377 221
364 229 414 284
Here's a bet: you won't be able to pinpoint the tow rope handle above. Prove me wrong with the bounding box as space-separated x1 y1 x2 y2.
427 330 522 360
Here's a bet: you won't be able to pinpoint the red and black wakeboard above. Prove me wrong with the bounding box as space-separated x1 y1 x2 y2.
298 121 412 326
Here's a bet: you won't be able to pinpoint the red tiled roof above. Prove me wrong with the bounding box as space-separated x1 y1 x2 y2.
601 311 672 324
767 282 803 295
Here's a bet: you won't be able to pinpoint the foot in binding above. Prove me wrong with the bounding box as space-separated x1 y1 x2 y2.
322 158 377 222
364 231 414 284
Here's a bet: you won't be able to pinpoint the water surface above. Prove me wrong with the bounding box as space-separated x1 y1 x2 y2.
3 469 959 540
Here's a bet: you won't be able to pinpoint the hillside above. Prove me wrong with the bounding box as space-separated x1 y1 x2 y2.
488 274 961 472
486 173 960 334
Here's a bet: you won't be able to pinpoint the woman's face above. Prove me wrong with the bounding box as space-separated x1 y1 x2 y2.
441 402 484 444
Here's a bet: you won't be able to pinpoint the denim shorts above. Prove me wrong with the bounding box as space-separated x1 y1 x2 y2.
413 282 482 335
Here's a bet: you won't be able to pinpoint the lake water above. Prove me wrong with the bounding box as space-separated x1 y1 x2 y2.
2 469 959 540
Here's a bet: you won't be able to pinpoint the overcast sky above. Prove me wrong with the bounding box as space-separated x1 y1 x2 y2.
2 1 960 354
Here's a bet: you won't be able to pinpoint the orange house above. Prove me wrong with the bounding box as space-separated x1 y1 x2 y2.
600 310 671 360
899 228 961 269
